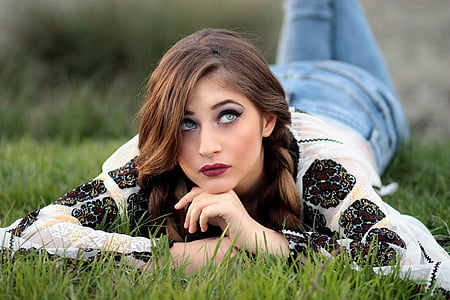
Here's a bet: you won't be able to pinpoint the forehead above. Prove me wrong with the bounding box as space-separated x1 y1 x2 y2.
186 74 249 109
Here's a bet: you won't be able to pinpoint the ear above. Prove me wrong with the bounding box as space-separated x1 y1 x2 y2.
262 112 277 138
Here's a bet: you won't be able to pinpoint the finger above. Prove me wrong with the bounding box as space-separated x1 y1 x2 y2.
199 205 224 233
186 193 219 233
183 191 208 230
174 187 203 209
187 196 206 233
199 207 212 233
186 209 200 233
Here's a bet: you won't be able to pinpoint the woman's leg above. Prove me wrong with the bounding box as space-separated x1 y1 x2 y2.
276 0 395 92
276 0 333 63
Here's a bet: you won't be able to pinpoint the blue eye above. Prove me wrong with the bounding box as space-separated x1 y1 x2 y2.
218 110 241 124
181 119 197 131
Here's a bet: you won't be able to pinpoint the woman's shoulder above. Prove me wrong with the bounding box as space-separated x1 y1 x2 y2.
288 107 380 184
289 107 374 155
288 108 343 142
102 135 140 172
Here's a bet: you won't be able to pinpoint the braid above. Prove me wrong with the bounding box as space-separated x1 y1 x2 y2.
144 169 188 241
277 147 301 216
258 128 302 230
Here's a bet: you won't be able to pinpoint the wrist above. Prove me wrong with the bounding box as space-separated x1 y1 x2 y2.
169 241 189 267
169 237 234 274
237 221 289 257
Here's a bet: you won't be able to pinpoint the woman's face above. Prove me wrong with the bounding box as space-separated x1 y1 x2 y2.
178 74 276 196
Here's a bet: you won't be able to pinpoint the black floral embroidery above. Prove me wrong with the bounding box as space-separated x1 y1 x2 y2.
0 247 154 267
54 179 107 206
71 197 118 229
127 191 149 221
348 240 362 259
307 232 340 252
303 203 334 235
372 242 399 266
283 226 403 267
126 190 153 235
303 159 356 208
339 198 386 239
11 209 40 237
366 227 406 249
282 229 339 257
348 239 399 267
82 249 153 265
108 158 139 189
130 251 152 263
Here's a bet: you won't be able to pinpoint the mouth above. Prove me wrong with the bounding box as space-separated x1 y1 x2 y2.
199 163 231 177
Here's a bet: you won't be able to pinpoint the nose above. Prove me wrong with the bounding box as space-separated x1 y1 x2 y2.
198 126 222 157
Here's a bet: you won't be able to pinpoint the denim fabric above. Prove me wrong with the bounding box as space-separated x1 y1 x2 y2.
273 0 410 173
276 0 395 91
270 61 409 173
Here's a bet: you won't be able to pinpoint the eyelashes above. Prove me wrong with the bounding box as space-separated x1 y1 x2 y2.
181 109 243 131
181 118 197 131
218 110 242 124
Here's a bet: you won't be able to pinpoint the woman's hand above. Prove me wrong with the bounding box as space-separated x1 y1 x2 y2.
174 187 289 257
175 187 249 236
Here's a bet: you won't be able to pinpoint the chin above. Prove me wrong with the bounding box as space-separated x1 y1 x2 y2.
201 187 230 194
198 182 235 194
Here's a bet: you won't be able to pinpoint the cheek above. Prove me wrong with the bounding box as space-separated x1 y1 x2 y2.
232 128 263 158
178 142 194 171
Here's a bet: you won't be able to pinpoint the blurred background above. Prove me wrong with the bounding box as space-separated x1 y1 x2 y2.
0 0 448 142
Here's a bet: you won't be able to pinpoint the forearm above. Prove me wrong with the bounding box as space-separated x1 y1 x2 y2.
235 221 290 258
169 237 234 274
175 188 291 259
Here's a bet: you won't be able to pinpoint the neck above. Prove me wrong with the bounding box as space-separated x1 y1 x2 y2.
237 171 269 220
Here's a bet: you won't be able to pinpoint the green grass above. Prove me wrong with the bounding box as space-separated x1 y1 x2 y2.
0 138 449 299
0 247 432 299
0 0 282 142
383 140 450 248
0 0 282 79
1 0 448 298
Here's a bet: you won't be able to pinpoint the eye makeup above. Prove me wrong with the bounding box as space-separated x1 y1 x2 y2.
182 99 245 131
218 109 243 124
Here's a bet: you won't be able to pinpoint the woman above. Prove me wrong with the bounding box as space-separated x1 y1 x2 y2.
1 0 449 294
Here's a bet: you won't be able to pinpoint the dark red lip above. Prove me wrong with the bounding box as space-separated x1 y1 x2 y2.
199 163 230 177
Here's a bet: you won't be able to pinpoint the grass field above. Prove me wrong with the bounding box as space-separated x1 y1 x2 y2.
0 0 449 298
0 138 448 299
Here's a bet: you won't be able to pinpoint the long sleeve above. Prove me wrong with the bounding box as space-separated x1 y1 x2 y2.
283 110 450 293
1 135 160 267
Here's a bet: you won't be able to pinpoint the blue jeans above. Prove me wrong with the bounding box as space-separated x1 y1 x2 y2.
270 0 410 173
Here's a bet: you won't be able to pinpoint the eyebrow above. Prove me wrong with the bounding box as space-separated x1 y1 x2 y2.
184 99 244 116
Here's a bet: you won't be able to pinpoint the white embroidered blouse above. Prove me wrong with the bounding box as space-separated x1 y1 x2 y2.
1 110 449 294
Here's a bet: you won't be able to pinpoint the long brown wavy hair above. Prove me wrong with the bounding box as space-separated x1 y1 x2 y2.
136 29 301 241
